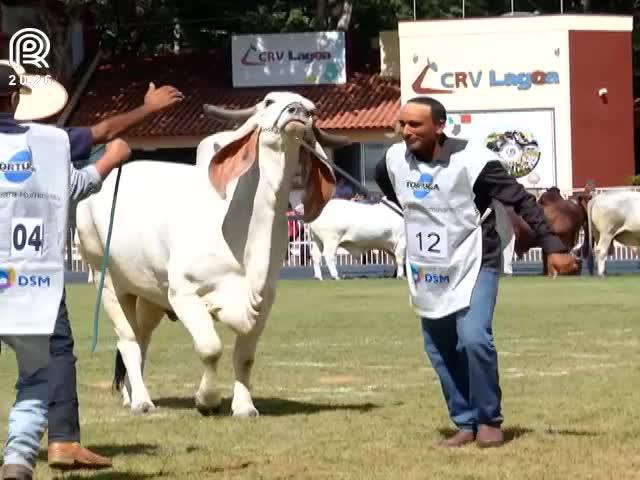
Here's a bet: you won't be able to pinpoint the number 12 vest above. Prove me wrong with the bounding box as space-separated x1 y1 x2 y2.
386 138 493 319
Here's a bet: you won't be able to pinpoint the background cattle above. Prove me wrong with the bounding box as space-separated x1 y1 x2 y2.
307 198 406 280
586 190 640 276
496 187 591 276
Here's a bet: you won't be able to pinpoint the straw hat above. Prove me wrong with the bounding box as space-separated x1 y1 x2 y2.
0 60 68 121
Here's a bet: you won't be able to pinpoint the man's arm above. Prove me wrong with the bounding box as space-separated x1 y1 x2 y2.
89 83 183 143
374 155 400 207
69 139 131 203
474 160 567 254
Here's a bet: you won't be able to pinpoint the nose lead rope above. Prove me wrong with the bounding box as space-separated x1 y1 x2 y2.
296 138 492 223
296 138 404 218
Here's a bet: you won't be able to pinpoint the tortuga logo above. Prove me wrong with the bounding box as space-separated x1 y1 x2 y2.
406 173 440 199
411 57 560 94
241 44 332 66
0 148 35 184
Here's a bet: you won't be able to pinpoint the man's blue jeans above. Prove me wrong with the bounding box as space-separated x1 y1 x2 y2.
1 336 49 471
420 267 503 432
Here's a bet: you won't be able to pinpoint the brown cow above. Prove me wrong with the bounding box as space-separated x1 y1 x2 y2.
504 186 592 275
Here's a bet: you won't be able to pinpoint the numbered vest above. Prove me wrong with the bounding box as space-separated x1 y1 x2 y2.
386 139 493 319
0 123 70 334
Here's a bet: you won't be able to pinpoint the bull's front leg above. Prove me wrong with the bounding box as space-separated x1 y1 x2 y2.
394 241 406 279
230 287 272 418
502 234 515 276
168 289 223 416
231 321 266 418
322 240 341 280
310 241 324 280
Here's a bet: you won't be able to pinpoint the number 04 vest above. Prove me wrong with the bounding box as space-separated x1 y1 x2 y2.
386 138 493 319
0 123 70 335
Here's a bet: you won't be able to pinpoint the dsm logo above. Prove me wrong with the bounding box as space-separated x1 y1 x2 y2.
410 264 449 285
0 268 50 291
0 149 34 184
406 173 439 199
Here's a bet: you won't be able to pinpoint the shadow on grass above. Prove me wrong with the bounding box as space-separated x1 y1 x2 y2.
52 472 162 480
153 396 380 416
37 443 159 464
50 461 254 479
437 426 532 445
543 427 600 437
436 425 600 445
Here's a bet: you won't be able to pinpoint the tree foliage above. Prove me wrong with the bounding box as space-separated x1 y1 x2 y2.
27 0 640 93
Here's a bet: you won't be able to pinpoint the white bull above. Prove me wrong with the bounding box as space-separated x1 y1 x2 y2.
75 92 348 416
587 190 640 276
307 198 406 280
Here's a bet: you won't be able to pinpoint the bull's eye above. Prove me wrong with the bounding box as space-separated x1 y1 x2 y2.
265 99 274 107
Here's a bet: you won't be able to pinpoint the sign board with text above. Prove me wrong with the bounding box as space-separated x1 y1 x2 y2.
232 31 346 87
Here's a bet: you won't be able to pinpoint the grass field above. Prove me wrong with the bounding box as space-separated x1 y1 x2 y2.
1 276 640 479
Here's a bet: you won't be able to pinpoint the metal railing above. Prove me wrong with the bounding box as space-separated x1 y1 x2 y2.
65 186 640 277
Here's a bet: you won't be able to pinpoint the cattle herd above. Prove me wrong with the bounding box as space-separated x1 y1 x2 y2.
73 91 640 417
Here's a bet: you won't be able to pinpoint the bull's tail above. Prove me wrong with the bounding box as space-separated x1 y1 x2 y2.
112 349 127 392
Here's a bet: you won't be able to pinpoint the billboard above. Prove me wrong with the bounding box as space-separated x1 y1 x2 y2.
232 31 346 88
444 108 557 189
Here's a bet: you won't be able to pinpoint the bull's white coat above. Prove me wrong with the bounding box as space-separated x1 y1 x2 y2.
587 191 640 276
75 93 336 417
307 198 407 280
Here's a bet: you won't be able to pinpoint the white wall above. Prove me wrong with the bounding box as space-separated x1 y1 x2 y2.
397 15 632 191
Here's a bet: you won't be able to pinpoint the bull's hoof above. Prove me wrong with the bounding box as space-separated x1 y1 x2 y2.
232 405 259 418
131 400 156 415
195 393 221 416
196 404 221 416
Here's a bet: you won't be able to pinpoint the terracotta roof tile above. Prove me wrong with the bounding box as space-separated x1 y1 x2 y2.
67 53 400 136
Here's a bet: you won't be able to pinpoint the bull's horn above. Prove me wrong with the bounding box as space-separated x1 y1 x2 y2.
313 126 351 149
203 104 257 122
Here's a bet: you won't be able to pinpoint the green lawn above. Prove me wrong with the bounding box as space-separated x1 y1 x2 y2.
1 276 640 479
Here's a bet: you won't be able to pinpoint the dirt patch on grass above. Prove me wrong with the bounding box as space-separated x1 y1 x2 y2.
318 375 364 385
85 380 113 389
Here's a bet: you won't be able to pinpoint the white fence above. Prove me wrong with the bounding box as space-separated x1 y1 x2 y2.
66 225 639 276
65 186 640 276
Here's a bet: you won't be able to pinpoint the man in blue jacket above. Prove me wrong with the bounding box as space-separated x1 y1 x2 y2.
0 58 183 477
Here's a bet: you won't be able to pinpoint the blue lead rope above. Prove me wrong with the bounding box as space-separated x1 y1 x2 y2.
91 166 122 353
88 145 123 353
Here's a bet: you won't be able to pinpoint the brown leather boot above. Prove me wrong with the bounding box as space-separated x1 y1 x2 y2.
436 429 476 447
48 442 112 470
1 464 33 480
476 424 504 448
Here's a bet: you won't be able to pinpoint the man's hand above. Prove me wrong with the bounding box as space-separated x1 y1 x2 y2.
143 82 184 113
546 253 579 277
90 83 184 143
105 138 131 165
94 139 131 178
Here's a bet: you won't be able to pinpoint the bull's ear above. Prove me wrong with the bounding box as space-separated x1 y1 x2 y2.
300 147 335 223
209 130 259 198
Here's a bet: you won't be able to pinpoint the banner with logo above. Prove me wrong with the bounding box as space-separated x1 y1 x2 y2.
444 108 557 189
232 31 346 87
